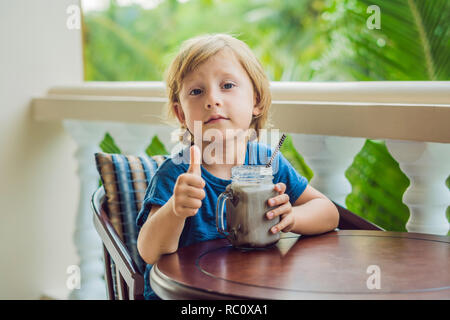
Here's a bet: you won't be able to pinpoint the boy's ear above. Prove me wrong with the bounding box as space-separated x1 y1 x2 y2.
252 93 262 116
173 102 186 125
252 106 262 117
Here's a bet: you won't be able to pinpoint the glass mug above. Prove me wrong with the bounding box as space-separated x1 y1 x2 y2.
216 165 280 248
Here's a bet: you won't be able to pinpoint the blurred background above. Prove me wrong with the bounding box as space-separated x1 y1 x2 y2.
82 0 449 82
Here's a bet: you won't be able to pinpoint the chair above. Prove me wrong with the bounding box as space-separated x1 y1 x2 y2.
334 201 383 231
92 186 145 300
91 152 167 300
91 152 383 300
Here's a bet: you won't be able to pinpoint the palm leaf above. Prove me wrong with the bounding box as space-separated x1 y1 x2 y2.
345 140 410 231
146 135 169 157
98 132 122 187
316 0 450 80
280 135 314 182
99 132 122 154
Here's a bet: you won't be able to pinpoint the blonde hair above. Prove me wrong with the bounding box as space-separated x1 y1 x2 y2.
164 33 271 141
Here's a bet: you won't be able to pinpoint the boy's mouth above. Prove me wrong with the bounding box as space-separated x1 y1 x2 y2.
204 114 230 124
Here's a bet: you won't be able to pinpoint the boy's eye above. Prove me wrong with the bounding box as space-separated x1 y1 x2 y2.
189 88 202 96
223 83 235 89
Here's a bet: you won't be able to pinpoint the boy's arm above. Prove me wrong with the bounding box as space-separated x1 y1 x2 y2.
137 196 186 265
137 146 205 265
289 185 339 235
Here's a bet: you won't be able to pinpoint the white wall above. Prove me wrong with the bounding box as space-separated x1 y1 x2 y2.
0 0 82 299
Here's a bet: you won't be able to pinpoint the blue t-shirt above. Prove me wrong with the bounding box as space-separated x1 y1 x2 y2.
136 141 308 300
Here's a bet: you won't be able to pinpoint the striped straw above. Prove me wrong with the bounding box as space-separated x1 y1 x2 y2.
266 134 286 168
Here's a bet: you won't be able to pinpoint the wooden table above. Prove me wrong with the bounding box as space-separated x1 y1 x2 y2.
150 230 450 299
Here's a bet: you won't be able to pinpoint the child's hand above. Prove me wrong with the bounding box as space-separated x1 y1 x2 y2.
173 145 206 219
266 183 294 234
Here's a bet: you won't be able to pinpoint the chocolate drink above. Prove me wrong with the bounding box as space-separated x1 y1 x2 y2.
216 135 288 248
216 165 281 248
226 182 280 248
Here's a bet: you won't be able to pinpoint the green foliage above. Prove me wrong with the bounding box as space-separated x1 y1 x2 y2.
346 140 410 231
99 132 122 154
280 135 314 182
99 132 169 156
146 135 169 156
83 0 449 81
315 0 450 80
82 0 331 81
97 132 122 186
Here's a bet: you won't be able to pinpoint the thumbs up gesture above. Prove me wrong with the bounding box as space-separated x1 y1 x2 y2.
187 144 202 176
173 145 206 218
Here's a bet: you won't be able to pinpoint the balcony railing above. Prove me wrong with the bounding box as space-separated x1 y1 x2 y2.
32 81 450 299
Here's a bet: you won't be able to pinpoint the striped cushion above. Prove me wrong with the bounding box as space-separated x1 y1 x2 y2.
95 152 166 273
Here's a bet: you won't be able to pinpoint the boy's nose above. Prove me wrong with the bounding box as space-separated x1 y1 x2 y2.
205 88 222 109
206 102 221 109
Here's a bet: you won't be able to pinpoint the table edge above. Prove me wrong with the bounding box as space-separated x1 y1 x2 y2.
150 264 245 300
151 230 450 300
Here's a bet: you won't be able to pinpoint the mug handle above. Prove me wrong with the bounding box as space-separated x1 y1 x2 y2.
216 190 232 238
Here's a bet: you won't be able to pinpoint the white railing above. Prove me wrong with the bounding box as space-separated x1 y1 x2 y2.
32 81 450 299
